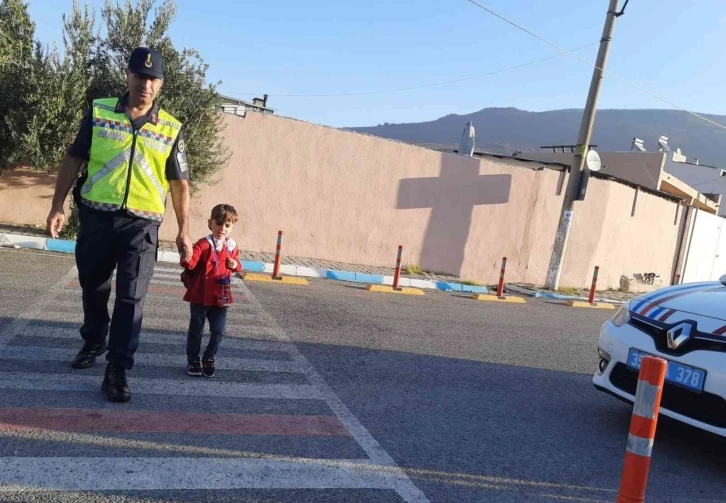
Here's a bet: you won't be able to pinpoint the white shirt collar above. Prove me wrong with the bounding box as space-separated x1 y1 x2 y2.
206 235 236 252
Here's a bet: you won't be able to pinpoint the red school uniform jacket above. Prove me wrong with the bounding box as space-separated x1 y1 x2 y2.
181 235 243 307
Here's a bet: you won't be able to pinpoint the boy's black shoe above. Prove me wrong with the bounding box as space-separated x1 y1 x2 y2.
101 362 131 402
187 359 203 377
202 358 215 378
71 340 107 369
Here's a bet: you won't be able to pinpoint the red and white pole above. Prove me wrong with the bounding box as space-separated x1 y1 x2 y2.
588 266 599 304
616 355 667 503
392 245 403 290
496 257 507 297
272 231 283 279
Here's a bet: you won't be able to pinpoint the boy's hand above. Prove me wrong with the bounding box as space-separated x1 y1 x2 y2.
226 257 237 270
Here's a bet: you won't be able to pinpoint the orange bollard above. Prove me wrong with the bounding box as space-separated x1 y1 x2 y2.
616 355 667 503
496 257 507 297
588 266 599 304
392 245 403 290
272 231 283 279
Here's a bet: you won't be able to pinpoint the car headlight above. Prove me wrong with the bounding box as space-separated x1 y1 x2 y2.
611 301 632 327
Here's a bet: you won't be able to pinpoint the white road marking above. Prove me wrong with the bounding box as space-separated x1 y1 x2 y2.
0 457 412 492
153 266 185 275
14 326 295 352
100 275 246 292
1 346 304 373
36 303 263 323
56 292 255 306
0 372 323 400
235 278 431 503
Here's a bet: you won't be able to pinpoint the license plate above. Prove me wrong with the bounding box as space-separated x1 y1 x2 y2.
627 348 706 392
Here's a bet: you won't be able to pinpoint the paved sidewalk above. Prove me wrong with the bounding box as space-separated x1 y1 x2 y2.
0 223 639 299
0 223 461 282
511 282 638 303
156 242 460 282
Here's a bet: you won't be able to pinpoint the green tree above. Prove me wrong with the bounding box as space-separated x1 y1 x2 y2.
58 1 97 238
0 0 37 166
92 0 228 189
1 0 95 172
1 0 227 185
1 0 228 236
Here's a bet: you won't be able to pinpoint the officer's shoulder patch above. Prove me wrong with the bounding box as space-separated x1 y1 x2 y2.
177 139 186 153
177 152 188 172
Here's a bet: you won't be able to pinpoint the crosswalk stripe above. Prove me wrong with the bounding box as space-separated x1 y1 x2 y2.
138 322 278 337
113 270 181 279
0 457 409 492
1 346 303 373
62 283 246 299
0 372 324 400
0 429 359 459
56 293 254 307
12 326 295 352
154 266 185 274
65 280 247 293
36 304 264 324
0 407 349 436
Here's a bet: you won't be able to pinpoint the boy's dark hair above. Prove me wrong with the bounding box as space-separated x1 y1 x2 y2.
210 204 239 224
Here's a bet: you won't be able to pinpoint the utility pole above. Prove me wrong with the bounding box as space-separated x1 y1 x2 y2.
544 0 623 290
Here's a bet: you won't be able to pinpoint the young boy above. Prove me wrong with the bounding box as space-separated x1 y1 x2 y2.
180 204 242 377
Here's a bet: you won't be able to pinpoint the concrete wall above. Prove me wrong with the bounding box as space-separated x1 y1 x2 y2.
0 168 64 228
569 177 684 289
0 112 684 289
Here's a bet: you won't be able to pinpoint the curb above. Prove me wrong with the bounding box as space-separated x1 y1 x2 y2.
472 293 527 304
505 284 625 305
565 300 617 310
1 232 489 295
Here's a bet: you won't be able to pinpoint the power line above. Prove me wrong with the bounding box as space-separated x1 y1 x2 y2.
220 42 598 98
463 0 726 132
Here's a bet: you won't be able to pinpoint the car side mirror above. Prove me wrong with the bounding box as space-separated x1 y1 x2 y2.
720 274 726 286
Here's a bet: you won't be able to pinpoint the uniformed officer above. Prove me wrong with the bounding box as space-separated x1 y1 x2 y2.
46 47 192 403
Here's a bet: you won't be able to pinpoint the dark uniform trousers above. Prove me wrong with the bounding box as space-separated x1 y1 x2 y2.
75 202 158 369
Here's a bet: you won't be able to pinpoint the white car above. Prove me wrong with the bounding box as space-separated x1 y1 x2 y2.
593 277 726 437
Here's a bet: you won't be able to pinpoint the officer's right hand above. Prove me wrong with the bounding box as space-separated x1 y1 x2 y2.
46 207 65 238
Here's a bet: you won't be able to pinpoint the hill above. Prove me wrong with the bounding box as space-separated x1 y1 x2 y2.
348 108 726 166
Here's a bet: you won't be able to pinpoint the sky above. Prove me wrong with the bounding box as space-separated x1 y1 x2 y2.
25 0 726 128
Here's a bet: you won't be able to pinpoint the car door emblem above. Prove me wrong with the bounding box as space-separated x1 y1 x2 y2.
667 323 692 350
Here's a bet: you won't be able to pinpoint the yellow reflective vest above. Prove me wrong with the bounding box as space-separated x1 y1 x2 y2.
80 97 182 222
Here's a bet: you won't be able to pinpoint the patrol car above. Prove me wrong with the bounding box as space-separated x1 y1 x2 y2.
593 276 726 437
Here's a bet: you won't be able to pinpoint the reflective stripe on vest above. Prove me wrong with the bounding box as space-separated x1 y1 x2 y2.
80 151 131 195
81 97 182 222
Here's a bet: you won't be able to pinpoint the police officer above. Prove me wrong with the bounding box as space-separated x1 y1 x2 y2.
46 47 192 403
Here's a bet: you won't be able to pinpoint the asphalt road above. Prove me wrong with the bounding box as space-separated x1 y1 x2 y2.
1 247 725 502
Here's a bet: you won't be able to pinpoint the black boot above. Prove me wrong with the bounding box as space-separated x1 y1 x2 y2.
71 340 107 369
101 362 131 402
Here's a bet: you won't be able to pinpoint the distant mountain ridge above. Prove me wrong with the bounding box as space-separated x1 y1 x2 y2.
347 108 726 167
